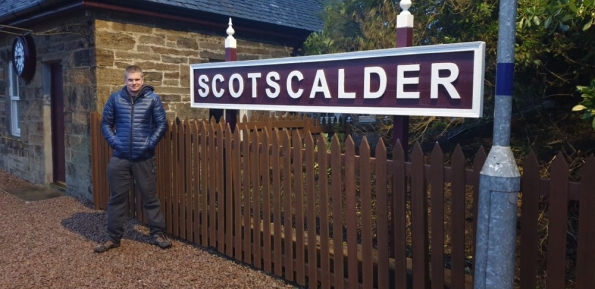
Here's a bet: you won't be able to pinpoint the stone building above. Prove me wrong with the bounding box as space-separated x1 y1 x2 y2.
0 0 323 199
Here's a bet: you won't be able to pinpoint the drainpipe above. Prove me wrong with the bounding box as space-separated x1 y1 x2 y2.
473 0 521 288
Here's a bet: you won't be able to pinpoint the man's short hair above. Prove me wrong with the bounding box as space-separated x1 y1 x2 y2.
124 65 143 78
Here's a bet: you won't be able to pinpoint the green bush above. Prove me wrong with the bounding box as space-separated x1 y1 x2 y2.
573 79 595 129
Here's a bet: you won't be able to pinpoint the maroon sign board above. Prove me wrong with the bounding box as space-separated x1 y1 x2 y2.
190 41 485 117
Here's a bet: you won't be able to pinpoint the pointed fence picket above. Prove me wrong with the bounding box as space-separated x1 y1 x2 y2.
90 112 595 289
576 155 595 289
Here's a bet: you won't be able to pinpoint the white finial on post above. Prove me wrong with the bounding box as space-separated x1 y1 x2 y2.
397 0 414 28
225 17 236 48
224 17 240 125
400 0 412 14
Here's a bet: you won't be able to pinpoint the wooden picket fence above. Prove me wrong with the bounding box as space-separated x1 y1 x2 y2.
90 112 595 288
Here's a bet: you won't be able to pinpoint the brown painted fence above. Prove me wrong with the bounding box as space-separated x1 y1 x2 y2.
90 112 595 289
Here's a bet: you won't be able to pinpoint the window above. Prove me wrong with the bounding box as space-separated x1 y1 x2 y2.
9 62 20 136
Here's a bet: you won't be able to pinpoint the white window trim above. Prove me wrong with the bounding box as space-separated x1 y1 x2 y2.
9 61 20 137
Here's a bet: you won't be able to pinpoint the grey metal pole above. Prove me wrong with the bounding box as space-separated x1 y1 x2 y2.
473 0 521 288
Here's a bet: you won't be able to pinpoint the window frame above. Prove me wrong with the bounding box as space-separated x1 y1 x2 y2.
9 61 20 137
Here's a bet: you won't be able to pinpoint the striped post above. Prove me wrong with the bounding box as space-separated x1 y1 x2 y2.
396 0 413 48
393 0 413 154
225 18 237 62
225 18 238 129
473 0 521 288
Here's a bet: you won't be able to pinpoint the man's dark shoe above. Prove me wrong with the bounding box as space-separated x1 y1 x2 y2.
151 232 172 249
94 240 120 253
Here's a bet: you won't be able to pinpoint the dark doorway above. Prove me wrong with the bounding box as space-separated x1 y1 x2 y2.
209 109 224 122
50 64 66 185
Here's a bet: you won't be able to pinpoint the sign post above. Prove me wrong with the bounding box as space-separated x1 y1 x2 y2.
394 0 414 152
224 18 238 130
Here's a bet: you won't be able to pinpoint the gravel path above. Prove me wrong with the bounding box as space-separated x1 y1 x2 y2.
0 169 297 289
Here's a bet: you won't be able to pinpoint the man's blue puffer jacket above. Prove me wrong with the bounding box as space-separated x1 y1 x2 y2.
101 85 168 161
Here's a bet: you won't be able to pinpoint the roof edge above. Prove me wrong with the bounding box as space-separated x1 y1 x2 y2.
88 1 311 46
0 0 67 24
1 0 313 46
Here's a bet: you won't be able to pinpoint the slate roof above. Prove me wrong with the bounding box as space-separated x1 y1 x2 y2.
0 0 324 32
147 0 324 32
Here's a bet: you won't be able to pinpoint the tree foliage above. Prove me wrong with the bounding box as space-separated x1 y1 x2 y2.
304 0 595 140
573 79 595 128
304 0 501 144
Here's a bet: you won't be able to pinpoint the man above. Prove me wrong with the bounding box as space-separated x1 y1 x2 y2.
95 65 171 253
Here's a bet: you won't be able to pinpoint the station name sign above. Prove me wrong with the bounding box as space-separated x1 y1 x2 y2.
190 41 485 117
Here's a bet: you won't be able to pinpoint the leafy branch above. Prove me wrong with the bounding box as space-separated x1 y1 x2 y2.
573 79 595 129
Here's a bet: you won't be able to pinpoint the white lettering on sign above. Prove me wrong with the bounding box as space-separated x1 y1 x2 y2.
198 75 209 97
266 71 280 98
396 64 420 99
229 73 243 98
247 72 261 98
310 69 331 99
196 63 464 100
338 69 355 99
191 41 486 118
288 70 304 99
364 66 387 99
431 63 460 99
213 74 225 98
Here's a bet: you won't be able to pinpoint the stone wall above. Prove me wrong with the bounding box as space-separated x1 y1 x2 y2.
0 8 296 201
93 13 294 121
0 14 96 199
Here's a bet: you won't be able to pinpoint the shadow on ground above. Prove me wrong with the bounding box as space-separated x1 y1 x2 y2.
61 211 155 245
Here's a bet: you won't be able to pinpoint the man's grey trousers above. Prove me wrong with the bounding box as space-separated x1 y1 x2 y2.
106 156 166 242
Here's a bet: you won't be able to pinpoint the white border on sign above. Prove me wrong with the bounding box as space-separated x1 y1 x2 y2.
190 41 486 118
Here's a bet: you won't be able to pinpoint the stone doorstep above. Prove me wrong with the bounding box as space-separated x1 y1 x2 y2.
2 186 64 202
50 182 67 193
225 218 473 288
